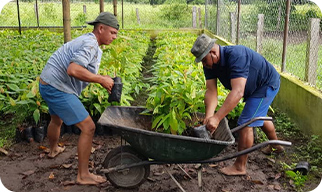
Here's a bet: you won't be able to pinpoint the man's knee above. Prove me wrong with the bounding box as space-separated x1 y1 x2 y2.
50 115 63 127
77 116 96 134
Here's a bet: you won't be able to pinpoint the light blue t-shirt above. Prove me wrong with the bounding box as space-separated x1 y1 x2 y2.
40 33 102 96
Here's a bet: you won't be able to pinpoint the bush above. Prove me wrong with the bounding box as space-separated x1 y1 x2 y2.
160 3 191 28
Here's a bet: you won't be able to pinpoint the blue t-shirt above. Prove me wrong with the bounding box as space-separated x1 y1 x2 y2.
40 33 102 96
203 45 280 100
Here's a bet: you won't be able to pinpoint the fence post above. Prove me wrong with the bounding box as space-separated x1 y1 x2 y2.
83 5 86 14
35 0 39 27
16 0 21 35
62 0 71 43
305 18 320 85
113 0 117 16
198 7 202 28
136 8 140 25
256 14 264 54
100 0 104 12
192 6 197 28
230 12 236 44
216 0 221 35
205 0 208 29
281 0 291 72
122 0 124 29
236 0 241 45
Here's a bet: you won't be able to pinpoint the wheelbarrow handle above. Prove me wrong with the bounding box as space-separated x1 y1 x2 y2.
199 140 292 164
230 117 273 133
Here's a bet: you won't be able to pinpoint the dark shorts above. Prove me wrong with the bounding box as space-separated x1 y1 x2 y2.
237 85 280 127
39 83 89 126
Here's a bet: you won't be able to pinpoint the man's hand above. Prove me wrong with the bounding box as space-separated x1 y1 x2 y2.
205 115 220 135
100 75 114 94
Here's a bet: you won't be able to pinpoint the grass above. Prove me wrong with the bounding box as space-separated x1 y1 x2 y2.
239 34 322 90
0 2 204 28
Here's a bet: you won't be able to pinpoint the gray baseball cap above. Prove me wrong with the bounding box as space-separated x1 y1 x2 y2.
191 34 216 63
87 12 119 30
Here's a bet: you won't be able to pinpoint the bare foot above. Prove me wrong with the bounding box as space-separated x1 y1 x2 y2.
76 173 106 185
90 173 106 183
220 165 246 176
48 146 65 159
76 175 98 185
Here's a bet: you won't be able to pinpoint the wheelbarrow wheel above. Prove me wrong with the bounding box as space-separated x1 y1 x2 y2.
103 145 150 188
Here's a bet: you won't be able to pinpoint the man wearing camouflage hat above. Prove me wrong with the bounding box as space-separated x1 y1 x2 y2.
191 34 284 176
39 12 119 185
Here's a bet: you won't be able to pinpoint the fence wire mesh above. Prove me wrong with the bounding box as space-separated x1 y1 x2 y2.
0 0 321 90
207 0 322 90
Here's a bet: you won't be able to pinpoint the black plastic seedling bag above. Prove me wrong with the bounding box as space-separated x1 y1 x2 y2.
108 77 123 103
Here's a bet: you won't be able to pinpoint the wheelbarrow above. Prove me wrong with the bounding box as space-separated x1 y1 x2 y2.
97 106 291 188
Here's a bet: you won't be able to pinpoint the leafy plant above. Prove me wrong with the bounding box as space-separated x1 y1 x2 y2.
145 32 244 134
285 170 308 188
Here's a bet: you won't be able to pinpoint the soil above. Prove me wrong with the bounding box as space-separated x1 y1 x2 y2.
0 126 319 192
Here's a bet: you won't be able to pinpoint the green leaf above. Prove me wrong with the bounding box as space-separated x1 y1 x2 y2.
33 109 40 124
6 83 20 91
9 97 16 106
93 103 102 114
169 110 178 132
152 114 164 128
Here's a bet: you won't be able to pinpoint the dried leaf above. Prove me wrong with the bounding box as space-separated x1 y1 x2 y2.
275 172 282 180
209 164 218 168
58 142 65 147
21 170 35 176
147 177 156 182
267 158 276 164
91 147 95 153
153 172 164 176
39 146 50 153
274 184 281 190
267 185 275 190
252 180 264 185
61 164 72 169
0 148 9 156
49 172 55 179
61 180 76 186
94 145 102 150
39 153 46 158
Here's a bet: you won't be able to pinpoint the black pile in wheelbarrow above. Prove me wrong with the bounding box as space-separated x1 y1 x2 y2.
97 106 291 188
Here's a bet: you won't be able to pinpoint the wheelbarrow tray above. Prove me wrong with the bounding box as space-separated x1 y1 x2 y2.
98 106 235 162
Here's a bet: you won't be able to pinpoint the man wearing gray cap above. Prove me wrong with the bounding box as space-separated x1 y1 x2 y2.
39 12 119 185
191 34 284 176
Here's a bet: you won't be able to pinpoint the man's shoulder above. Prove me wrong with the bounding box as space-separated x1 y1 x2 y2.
70 33 99 49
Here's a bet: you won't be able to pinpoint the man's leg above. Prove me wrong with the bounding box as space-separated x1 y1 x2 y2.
47 115 65 158
220 126 253 176
261 121 284 154
75 116 106 185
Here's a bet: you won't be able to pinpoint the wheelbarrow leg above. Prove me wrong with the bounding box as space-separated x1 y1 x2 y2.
163 165 186 192
197 164 202 188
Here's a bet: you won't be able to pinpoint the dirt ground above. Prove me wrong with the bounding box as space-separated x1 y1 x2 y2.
0 127 317 192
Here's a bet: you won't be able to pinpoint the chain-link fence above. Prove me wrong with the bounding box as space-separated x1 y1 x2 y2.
208 0 322 91
0 0 321 90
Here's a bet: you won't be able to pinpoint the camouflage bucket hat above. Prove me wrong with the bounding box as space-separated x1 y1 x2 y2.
191 34 216 63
